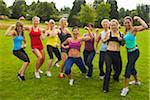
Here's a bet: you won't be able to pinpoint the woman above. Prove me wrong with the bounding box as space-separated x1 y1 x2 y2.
83 23 96 78
120 16 148 96
58 18 72 78
62 26 93 85
96 19 110 79
103 19 124 92
24 16 45 79
5 21 30 80
42 19 61 77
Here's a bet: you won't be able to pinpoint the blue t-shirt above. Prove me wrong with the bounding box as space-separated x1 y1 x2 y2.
124 31 136 49
13 35 24 50
100 31 108 51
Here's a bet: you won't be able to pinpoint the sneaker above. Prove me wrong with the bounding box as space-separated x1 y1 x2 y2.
59 73 65 78
38 69 43 74
54 63 60 67
103 90 108 93
17 74 25 81
69 79 74 86
120 88 129 96
86 76 89 79
100 75 105 80
35 72 40 79
46 71 52 77
129 81 141 85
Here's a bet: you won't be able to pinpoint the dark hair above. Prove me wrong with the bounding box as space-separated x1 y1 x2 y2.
124 16 133 34
87 23 94 28
72 26 79 31
15 21 24 36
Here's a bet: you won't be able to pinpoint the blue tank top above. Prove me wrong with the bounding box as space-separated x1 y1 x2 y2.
13 35 24 50
124 31 136 49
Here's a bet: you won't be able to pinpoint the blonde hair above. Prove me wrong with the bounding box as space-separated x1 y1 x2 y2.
32 16 40 23
124 16 133 23
59 17 68 27
49 19 55 24
101 19 110 26
110 19 120 28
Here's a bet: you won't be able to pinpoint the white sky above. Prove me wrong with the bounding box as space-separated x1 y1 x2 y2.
4 0 150 10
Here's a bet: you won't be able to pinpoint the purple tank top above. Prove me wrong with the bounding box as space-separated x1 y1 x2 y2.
84 34 95 51
69 39 81 51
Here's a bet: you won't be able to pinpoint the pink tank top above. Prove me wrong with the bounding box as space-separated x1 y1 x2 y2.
69 40 81 51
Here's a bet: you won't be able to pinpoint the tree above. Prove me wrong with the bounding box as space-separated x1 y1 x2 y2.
60 6 71 14
68 0 86 27
95 2 110 27
0 0 10 16
106 0 118 19
35 2 59 21
79 4 96 26
93 0 104 9
118 8 126 25
11 0 27 19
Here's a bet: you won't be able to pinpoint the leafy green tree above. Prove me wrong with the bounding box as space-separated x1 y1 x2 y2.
95 2 110 27
106 0 118 19
79 4 96 26
11 0 27 19
0 0 10 17
93 0 104 9
68 0 86 27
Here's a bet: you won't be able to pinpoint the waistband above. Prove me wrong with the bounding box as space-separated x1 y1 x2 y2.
127 45 138 52
107 50 120 53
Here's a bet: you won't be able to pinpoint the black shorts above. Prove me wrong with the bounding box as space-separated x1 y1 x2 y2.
47 45 61 61
13 48 30 62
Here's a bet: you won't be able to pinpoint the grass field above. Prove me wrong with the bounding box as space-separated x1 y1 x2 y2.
0 19 149 100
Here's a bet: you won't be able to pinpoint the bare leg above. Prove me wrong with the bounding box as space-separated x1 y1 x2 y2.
19 62 29 76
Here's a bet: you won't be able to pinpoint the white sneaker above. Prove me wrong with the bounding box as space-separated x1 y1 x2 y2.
86 76 89 79
54 63 60 67
35 72 40 79
129 81 141 85
69 79 74 86
100 75 105 80
38 69 43 74
46 71 52 77
120 88 129 96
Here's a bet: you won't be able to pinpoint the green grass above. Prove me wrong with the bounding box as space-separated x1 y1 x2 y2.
0 20 149 100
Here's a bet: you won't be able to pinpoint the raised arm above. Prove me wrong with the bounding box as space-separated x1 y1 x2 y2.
62 38 70 49
132 16 148 35
5 25 16 37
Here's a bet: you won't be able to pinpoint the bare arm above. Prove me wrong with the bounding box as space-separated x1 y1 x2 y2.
5 25 16 36
103 31 110 43
132 16 148 35
62 38 70 49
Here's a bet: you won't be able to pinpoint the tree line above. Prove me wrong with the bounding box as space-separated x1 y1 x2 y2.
0 0 149 27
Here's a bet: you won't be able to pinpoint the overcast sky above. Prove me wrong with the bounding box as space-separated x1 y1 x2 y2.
3 0 150 10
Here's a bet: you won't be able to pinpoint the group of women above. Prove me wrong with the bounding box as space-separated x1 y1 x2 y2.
5 16 148 96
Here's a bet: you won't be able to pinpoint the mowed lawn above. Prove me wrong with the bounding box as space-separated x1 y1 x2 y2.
0 20 149 100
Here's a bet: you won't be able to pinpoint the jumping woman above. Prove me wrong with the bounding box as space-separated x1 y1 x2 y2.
58 17 72 78
24 16 45 79
5 21 30 80
42 19 61 77
62 26 94 85
83 23 96 78
120 16 148 96
103 19 124 92
96 19 110 79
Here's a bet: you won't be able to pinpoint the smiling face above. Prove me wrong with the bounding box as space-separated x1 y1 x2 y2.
102 21 110 30
124 19 133 30
72 27 79 38
33 19 39 27
110 21 118 31
15 22 23 33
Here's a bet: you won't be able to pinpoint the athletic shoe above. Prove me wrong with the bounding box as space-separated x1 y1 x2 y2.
46 71 52 77
69 79 74 86
17 74 25 81
129 81 141 85
100 75 105 80
35 72 40 79
103 90 108 93
54 63 60 67
38 69 43 74
120 88 129 96
59 73 65 78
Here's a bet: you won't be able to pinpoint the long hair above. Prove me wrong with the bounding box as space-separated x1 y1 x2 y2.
15 21 24 36
124 16 133 34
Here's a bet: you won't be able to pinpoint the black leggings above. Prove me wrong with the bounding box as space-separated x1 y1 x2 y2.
47 45 61 61
13 48 30 62
103 50 122 91
99 51 106 76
